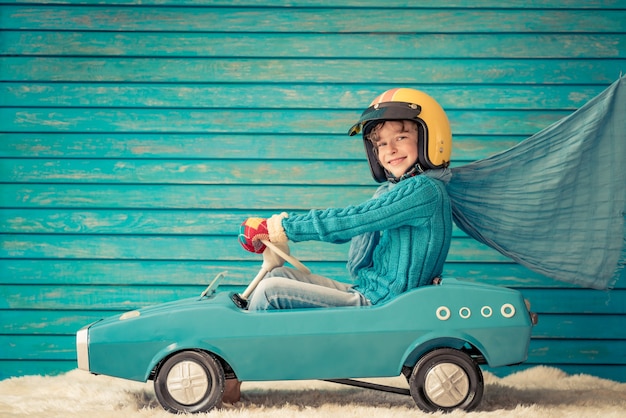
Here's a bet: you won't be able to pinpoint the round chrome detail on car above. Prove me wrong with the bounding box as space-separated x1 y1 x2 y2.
166 360 210 405
424 362 471 407
436 306 451 320
501 303 516 318
480 306 492 318
459 307 471 319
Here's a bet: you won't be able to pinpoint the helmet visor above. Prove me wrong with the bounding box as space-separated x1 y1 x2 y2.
348 102 422 136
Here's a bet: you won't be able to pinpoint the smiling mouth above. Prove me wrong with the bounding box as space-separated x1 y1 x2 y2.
387 157 406 165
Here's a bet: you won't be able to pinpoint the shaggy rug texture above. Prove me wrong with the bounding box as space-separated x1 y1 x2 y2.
1 366 625 417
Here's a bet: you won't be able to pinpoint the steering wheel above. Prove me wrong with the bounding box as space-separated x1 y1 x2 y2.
231 240 310 309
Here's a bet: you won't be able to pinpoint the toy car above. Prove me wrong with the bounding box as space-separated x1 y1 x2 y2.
76 241 537 413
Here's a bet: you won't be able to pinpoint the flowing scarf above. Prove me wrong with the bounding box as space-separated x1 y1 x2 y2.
447 76 626 289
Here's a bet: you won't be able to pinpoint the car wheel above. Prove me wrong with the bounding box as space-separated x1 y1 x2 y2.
408 348 483 412
154 350 225 413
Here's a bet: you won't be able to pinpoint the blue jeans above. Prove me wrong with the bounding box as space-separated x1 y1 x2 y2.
247 267 371 310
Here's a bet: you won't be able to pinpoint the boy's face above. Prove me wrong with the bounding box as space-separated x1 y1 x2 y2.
374 121 419 178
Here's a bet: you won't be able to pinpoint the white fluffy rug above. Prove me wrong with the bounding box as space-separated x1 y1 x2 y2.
1 366 625 418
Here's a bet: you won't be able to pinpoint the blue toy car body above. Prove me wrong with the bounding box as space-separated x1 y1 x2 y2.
77 263 536 413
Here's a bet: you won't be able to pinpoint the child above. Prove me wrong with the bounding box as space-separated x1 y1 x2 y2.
239 88 454 311
224 88 454 404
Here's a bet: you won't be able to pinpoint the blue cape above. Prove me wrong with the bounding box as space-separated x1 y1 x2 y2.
448 76 626 289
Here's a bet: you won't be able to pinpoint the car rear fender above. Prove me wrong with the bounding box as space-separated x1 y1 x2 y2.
400 332 488 370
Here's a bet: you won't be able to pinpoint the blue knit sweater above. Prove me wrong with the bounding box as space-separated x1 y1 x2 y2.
282 173 452 305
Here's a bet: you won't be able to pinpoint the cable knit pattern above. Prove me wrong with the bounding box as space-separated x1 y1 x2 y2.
281 175 452 305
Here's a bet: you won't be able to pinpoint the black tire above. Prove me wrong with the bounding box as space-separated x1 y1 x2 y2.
154 350 225 413
409 348 483 412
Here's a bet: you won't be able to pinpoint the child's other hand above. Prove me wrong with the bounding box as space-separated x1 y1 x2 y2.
238 217 270 253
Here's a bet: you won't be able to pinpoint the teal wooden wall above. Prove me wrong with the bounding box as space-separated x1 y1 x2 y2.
1 1 625 382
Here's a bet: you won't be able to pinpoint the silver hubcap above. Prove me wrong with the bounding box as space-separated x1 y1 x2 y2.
166 360 210 405
424 362 470 407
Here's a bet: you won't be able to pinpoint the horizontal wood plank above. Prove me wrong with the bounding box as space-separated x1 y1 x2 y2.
2 6 625 33
1 184 377 210
0 285 237 310
0 159 375 186
3 258 621 290
0 209 472 238
528 339 626 364
1 310 123 335
519 289 625 315
0 234 302 261
1 335 77 360
0 234 508 262
0 360 77 380
4 32 625 59
0 133 525 162
0 133 366 160
0 209 290 235
1 259 584 288
0 107 568 136
0 259 278 286
0 83 607 110
1 1 623 9
530 314 626 339
1 58 622 84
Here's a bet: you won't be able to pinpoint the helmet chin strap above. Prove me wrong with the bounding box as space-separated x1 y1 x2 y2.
386 162 426 184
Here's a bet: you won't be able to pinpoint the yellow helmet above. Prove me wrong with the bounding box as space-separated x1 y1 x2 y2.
348 88 452 182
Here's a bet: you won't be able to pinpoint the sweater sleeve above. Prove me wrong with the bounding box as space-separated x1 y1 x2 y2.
282 176 442 243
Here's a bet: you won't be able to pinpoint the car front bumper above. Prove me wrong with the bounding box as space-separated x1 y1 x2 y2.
76 325 90 371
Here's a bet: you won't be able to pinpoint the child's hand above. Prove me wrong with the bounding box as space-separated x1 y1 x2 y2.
238 217 270 253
